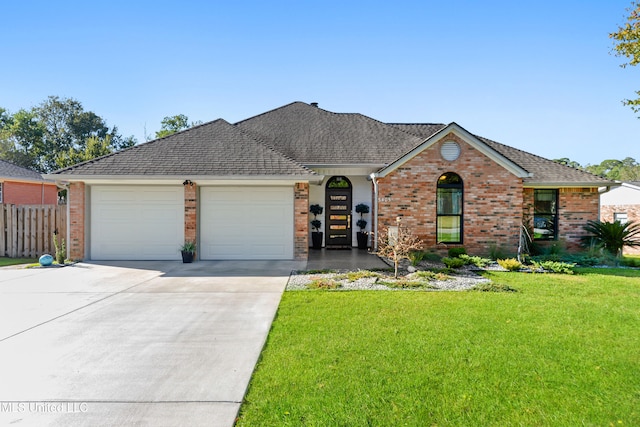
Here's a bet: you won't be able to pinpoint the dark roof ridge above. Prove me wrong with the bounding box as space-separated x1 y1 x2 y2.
53 118 229 174
234 101 308 125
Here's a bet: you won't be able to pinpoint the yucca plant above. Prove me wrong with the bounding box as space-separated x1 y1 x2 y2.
582 220 640 258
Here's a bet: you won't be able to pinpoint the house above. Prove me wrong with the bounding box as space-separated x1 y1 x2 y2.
600 181 640 254
0 159 58 205
47 102 616 261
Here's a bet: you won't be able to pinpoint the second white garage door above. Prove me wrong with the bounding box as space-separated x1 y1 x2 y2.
200 187 294 260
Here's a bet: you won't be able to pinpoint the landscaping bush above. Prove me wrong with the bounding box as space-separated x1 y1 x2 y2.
497 258 522 271
408 251 427 266
621 256 640 267
530 260 576 274
447 247 467 258
458 254 493 268
414 270 449 281
345 270 381 281
442 257 465 269
489 243 510 260
307 278 340 290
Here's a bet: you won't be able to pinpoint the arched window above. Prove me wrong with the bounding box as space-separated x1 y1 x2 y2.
437 172 463 243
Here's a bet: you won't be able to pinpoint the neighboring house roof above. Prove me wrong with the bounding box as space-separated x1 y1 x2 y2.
49 101 617 188
0 159 48 182
52 119 318 180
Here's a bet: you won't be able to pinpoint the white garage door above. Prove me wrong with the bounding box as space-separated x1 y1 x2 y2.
200 187 293 260
91 186 184 260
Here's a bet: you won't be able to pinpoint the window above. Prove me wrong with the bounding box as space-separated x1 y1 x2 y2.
614 212 628 224
533 189 558 240
437 173 463 243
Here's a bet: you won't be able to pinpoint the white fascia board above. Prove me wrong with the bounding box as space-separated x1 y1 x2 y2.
308 165 384 176
377 123 532 179
620 181 640 191
45 174 324 186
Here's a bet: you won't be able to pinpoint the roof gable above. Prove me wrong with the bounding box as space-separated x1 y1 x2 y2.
52 119 318 179
377 122 531 178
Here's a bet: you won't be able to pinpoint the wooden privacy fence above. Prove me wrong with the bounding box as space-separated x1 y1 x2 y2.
0 204 67 258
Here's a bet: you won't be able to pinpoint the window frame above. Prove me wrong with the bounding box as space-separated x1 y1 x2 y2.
533 189 558 241
436 172 463 244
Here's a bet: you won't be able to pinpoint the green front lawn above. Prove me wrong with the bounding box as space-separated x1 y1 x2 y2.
0 257 37 267
237 268 640 426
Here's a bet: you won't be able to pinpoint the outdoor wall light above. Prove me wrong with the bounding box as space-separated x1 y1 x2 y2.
183 179 194 186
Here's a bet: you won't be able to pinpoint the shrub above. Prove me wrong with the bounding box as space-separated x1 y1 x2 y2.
471 282 518 292
307 278 340 290
530 260 576 274
458 254 493 268
346 270 381 281
442 257 465 269
408 251 427 266
447 247 467 258
414 270 449 281
497 258 522 271
582 220 640 258
621 256 640 267
489 243 510 260
380 278 437 289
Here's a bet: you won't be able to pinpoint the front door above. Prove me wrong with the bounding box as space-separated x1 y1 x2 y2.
325 176 352 248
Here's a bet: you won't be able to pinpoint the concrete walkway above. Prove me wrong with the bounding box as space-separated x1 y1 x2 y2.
0 260 303 426
306 248 390 271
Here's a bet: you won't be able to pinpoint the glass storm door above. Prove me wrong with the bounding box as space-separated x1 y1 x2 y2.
325 176 352 248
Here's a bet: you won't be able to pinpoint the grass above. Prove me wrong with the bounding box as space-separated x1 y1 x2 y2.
237 268 640 426
0 257 37 267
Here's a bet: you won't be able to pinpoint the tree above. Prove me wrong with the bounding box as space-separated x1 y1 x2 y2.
585 157 640 181
610 2 640 115
155 114 202 138
376 217 423 278
55 135 113 169
0 96 136 172
553 158 583 169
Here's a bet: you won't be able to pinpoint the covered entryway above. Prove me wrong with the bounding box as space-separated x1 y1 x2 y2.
200 186 294 260
90 186 184 260
325 176 352 248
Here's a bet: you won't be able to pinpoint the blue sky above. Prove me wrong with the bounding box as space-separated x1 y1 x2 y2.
2 0 638 166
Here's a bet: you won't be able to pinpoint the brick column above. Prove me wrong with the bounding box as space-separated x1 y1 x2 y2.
184 181 197 245
294 182 309 260
69 181 86 260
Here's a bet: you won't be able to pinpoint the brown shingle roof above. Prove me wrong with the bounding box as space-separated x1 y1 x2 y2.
54 119 317 178
235 102 424 164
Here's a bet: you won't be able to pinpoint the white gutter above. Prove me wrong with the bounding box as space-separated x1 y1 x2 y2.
369 172 379 252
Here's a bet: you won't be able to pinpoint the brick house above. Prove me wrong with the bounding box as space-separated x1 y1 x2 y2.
48 102 616 261
0 159 58 205
600 182 640 255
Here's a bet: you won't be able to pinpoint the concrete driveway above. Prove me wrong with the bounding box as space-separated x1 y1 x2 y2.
0 260 303 426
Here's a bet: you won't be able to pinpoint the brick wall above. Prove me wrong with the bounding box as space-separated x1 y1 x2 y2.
601 204 640 254
377 134 523 256
2 181 58 205
69 182 85 260
184 182 197 245
558 188 600 251
294 182 309 260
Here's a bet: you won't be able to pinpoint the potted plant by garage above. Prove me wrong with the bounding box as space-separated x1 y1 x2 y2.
355 203 370 249
310 204 324 249
180 241 196 263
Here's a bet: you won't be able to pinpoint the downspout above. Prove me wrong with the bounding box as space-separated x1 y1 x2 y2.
370 173 379 252
57 182 70 260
